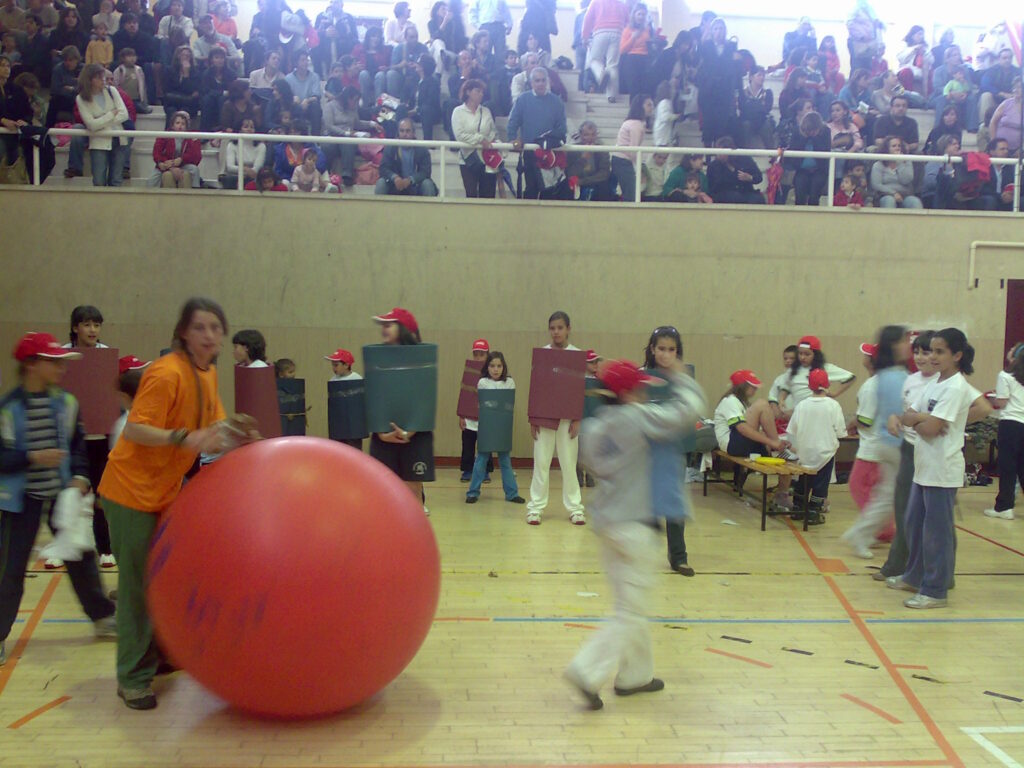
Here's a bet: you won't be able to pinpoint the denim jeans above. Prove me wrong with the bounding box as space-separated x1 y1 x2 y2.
90 146 128 186
902 483 957 599
467 450 518 500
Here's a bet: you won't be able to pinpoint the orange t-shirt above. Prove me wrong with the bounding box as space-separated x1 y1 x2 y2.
98 351 226 513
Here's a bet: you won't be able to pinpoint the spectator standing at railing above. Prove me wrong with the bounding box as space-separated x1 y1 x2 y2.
872 95 918 153
707 135 764 204
581 0 627 103
285 49 322 134
375 116 438 196
74 62 130 186
451 77 498 198
149 109 201 187
870 135 921 208
66 67 135 182
610 92 651 202
469 0 511 60
565 119 611 201
508 65 566 198
695 17 741 147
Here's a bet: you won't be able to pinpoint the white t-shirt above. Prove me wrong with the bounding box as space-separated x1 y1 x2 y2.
61 341 109 348
855 375 882 461
246 359 270 368
330 371 363 381
785 396 846 471
652 98 675 146
713 393 746 451
780 363 855 407
995 370 1024 424
901 371 937 445
911 372 981 488
768 370 789 408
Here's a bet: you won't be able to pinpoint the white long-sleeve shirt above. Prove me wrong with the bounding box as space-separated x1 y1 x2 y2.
75 87 129 151
451 103 496 165
225 139 266 176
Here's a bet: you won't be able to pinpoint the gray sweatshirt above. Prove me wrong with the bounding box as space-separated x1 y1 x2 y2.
578 371 706 530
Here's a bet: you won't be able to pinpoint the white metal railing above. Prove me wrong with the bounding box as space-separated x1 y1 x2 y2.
3 125 1022 211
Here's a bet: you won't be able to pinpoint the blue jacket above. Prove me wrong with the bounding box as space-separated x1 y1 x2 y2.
0 387 88 513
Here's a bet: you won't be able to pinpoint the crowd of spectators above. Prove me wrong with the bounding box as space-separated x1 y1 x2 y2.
0 0 1020 209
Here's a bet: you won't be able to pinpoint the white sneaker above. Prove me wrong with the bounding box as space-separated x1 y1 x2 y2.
526 512 541 525
885 576 916 592
570 511 586 526
93 615 117 639
983 508 1015 520
904 593 947 609
99 554 116 568
44 558 63 570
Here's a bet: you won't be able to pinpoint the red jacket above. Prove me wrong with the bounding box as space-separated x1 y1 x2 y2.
152 136 202 165
833 189 864 207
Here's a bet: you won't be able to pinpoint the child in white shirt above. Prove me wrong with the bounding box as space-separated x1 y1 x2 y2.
984 342 1024 520
466 351 524 504
785 368 846 524
324 348 362 381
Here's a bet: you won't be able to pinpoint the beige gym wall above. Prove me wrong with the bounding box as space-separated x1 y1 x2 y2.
1 188 1021 457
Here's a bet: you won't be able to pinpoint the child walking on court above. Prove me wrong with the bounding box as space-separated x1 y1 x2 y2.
465 351 525 504
460 339 492 483
984 342 1024 520
784 369 846 524
565 358 705 709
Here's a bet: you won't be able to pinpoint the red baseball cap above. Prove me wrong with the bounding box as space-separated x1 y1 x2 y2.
586 349 601 363
599 360 661 396
372 307 419 334
13 332 82 362
859 342 877 357
798 335 822 351
324 348 354 365
809 368 830 391
472 339 489 352
118 355 151 375
729 369 761 388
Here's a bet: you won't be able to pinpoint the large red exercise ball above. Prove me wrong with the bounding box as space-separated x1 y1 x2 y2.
146 436 441 718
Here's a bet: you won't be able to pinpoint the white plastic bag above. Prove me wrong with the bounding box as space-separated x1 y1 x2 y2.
39 488 96 562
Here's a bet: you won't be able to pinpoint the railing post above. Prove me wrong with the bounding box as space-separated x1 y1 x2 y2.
826 155 835 207
1014 161 1021 214
438 144 446 201
32 144 40 186
634 148 642 204
236 135 245 192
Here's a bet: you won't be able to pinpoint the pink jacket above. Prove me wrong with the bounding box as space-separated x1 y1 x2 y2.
582 0 627 40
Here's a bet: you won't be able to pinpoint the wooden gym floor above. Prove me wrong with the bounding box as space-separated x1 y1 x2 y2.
1 469 1022 768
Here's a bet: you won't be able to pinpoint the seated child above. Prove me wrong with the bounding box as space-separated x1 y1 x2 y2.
784 368 846 524
290 148 338 193
641 152 671 201
833 173 863 207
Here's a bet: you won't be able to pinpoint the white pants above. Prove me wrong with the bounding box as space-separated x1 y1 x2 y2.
528 420 584 514
586 30 621 97
844 443 900 549
566 521 658 692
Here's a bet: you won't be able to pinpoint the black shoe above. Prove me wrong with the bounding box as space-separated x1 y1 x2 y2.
118 685 157 710
614 678 665 696
506 496 526 504
465 496 478 504
64 168 82 179
806 512 825 526
673 563 695 577
564 672 603 710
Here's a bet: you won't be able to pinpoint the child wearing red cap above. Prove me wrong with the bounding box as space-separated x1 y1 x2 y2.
784 368 847 524
110 355 152 449
778 335 856 411
460 339 493 484
325 348 363 449
0 333 117 669
566 358 706 710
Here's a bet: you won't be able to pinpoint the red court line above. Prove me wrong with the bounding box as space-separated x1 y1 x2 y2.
894 664 930 670
564 623 598 630
0 574 61 698
7 696 71 729
785 520 964 768
705 647 773 668
840 693 903 724
955 524 1024 557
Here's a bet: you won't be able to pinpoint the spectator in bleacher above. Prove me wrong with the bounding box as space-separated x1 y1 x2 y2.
837 67 875 115
509 50 537 103
149 109 201 187
0 0 25 33
469 0 511 60
50 8 87 61
782 17 815 64
248 46 282 103
198 44 233 130
645 29 693 98
86 22 115 67
384 1 412 46
210 0 236 41
565 119 610 201
707 135 763 204
640 151 669 201
826 100 863 172
987 76 1023 154
387 24 428 103
375 116 438 196
979 49 1018 130
429 1 466 65
931 29 954 73
896 25 931 96
273 117 327 180
775 96 812 159
652 79 678 146
872 94 918 152
508 65 566 198
618 2 651 98
0 55 33 183
582 0 626 103
520 31 549 69
490 47 517 116
113 14 157 103
354 26 389 107
18 15 53 87
741 66 770 148
285 49 322 133
408 52 441 140
778 67 812 122
241 2 268 73
321 84 374 185
44 44 80 127
517 0 554 62
120 0 155 36
982 137 1015 211
695 17 741 147
220 78 260 131
921 104 961 155
289 146 337 192
93 0 121 35
933 133 997 211
247 165 287 191
162 44 199 126
74 62 130 185
156 0 192 64
452 76 498 198
610 92 652 202
817 36 844 95
313 0 356 78
192 15 240 71
113 46 150 114
931 45 978 132
845 0 884 74
870 135 921 208
872 69 924 112
786 111 830 206
221 116 265 189
264 77 293 129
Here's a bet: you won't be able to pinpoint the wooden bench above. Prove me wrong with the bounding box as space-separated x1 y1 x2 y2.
703 450 818 531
